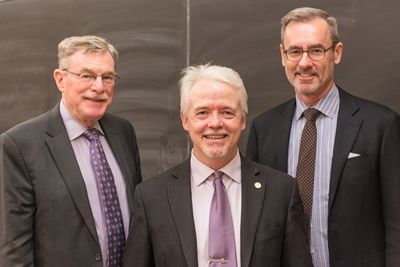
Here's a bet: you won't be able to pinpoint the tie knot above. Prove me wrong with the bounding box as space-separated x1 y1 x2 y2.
82 128 100 142
211 171 224 183
303 108 321 122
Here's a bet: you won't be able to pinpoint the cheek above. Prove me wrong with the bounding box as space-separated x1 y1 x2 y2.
226 120 245 134
183 119 206 134
107 87 114 97
285 63 296 75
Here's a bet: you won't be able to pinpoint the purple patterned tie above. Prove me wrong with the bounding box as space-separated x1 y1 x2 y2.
83 128 125 267
208 171 237 267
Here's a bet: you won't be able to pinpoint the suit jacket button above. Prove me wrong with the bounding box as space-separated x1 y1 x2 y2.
94 253 102 261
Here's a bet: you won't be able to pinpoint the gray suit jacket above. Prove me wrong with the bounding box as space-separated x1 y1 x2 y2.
246 87 400 267
123 156 313 267
0 104 142 267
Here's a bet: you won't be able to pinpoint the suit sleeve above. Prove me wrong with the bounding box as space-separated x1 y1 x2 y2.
246 120 259 161
128 122 142 185
380 112 400 266
282 179 313 267
0 133 35 267
123 186 155 267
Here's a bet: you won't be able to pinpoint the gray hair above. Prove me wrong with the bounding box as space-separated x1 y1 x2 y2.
57 35 119 69
281 7 339 44
179 63 248 116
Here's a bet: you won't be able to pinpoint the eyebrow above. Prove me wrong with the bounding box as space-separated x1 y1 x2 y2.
286 44 326 50
79 68 116 75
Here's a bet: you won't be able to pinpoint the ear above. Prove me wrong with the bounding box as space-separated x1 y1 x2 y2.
241 116 246 131
53 69 65 93
180 112 189 131
279 44 286 67
334 42 343 64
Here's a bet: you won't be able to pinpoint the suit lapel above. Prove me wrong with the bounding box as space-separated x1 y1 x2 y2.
167 160 198 267
329 88 362 210
44 104 98 241
274 100 296 172
240 157 266 267
100 118 135 215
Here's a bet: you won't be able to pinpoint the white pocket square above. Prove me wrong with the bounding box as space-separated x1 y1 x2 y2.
348 152 361 159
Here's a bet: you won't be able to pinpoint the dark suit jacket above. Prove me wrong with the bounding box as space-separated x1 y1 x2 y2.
246 87 400 267
0 104 142 267
123 156 313 267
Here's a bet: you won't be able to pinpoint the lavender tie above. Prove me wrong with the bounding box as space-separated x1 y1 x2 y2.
208 171 237 267
83 128 125 267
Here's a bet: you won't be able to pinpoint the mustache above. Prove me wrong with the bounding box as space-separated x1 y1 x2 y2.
83 92 109 101
295 68 316 76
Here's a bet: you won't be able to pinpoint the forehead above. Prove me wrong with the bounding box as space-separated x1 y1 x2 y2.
66 49 115 70
283 17 332 46
189 79 241 107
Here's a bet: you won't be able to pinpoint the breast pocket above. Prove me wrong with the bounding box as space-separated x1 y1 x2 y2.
342 153 372 182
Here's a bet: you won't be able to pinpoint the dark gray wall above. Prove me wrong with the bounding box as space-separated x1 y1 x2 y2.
1 0 399 179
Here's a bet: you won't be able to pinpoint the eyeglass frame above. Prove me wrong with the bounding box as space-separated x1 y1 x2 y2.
62 68 120 85
282 43 337 61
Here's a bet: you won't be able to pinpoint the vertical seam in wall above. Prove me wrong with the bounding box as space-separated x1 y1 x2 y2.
185 0 191 156
186 0 190 67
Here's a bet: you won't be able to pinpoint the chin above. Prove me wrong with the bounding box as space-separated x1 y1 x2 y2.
202 148 227 159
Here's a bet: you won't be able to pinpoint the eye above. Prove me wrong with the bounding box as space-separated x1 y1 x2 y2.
102 74 115 82
79 73 95 81
309 47 324 56
287 49 302 56
195 110 208 118
222 110 235 119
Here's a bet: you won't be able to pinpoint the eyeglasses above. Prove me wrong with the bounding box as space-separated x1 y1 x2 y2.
62 69 119 85
283 45 335 61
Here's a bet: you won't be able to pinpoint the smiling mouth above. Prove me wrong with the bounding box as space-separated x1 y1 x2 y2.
296 72 315 77
86 97 105 102
204 134 227 139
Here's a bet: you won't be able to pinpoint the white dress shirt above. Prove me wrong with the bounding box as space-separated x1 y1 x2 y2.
288 85 339 267
60 101 129 267
190 150 242 267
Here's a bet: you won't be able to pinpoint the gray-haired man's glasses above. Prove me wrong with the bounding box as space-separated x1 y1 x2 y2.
62 69 119 85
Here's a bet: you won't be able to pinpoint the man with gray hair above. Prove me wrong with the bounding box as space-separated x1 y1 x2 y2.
247 7 400 267
124 64 313 267
0 35 142 267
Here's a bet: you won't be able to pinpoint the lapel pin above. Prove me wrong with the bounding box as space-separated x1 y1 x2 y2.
254 182 262 189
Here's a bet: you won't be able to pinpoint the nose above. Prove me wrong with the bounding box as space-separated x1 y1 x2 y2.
91 76 105 92
208 113 223 128
298 52 313 67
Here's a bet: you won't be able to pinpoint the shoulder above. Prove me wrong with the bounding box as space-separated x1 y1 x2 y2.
101 112 135 130
338 87 399 125
136 160 190 192
1 110 52 143
340 87 397 115
251 98 295 125
100 113 139 143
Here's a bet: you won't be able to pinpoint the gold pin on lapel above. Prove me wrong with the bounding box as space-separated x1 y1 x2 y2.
254 182 262 189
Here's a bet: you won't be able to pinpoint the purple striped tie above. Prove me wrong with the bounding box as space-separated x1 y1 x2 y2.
208 171 237 267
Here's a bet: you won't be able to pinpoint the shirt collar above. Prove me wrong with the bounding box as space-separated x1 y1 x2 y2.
294 84 340 121
59 100 104 141
190 149 242 187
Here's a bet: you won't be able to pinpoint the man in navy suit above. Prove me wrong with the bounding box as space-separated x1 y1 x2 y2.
0 35 142 267
247 7 400 267
124 64 313 267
